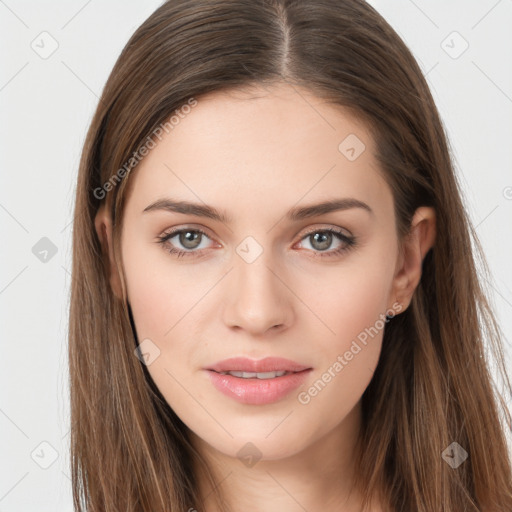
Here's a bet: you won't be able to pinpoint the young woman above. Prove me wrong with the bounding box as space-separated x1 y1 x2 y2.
68 1 512 510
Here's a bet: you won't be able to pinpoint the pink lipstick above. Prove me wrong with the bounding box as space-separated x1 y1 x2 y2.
204 357 312 405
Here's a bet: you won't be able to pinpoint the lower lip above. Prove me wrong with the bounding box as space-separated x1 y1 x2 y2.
205 369 312 405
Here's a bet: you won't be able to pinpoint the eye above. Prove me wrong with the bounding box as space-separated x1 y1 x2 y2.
295 227 356 258
156 227 216 258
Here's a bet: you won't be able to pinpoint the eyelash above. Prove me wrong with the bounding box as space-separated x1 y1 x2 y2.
156 226 357 260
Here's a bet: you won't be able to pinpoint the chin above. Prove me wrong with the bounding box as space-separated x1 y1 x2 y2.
189 418 316 463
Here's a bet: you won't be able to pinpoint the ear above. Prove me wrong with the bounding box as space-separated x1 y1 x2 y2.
389 206 436 312
94 205 123 299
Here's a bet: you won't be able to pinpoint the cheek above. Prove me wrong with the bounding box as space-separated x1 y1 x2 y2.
293 248 395 393
297 253 395 350
291 261 394 431
122 240 208 340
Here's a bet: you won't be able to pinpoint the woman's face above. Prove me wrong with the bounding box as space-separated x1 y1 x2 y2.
118 83 404 461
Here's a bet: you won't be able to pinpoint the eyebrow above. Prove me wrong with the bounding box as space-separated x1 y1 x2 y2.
142 197 373 223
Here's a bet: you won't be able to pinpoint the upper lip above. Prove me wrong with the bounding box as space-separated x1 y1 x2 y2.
205 357 311 373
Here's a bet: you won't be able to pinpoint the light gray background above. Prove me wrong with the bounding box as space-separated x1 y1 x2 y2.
1 1 511 510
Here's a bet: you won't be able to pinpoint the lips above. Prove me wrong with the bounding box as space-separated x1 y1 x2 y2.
204 357 312 405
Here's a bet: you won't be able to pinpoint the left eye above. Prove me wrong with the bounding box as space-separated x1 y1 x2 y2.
297 228 355 255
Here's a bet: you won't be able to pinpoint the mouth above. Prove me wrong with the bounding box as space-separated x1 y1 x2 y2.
204 357 312 405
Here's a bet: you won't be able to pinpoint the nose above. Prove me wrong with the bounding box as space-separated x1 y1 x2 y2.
222 251 294 336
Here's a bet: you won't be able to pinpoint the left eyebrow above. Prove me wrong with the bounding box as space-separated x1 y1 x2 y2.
286 198 373 220
142 197 373 223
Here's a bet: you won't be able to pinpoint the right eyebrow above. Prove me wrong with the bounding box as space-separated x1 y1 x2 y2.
143 198 232 223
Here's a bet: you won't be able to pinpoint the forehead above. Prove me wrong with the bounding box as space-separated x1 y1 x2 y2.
123 82 392 221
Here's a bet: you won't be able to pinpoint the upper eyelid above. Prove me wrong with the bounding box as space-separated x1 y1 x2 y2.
300 224 353 238
159 225 213 242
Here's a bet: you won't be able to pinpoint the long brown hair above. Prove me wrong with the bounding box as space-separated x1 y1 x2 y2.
68 0 512 510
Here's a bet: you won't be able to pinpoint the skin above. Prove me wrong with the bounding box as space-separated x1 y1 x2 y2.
95 82 435 511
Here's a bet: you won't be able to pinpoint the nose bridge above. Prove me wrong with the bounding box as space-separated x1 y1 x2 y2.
223 236 292 333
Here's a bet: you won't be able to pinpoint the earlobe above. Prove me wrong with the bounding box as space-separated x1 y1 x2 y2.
94 205 124 299
391 206 436 312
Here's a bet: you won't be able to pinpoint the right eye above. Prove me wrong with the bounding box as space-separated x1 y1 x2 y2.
156 227 217 258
